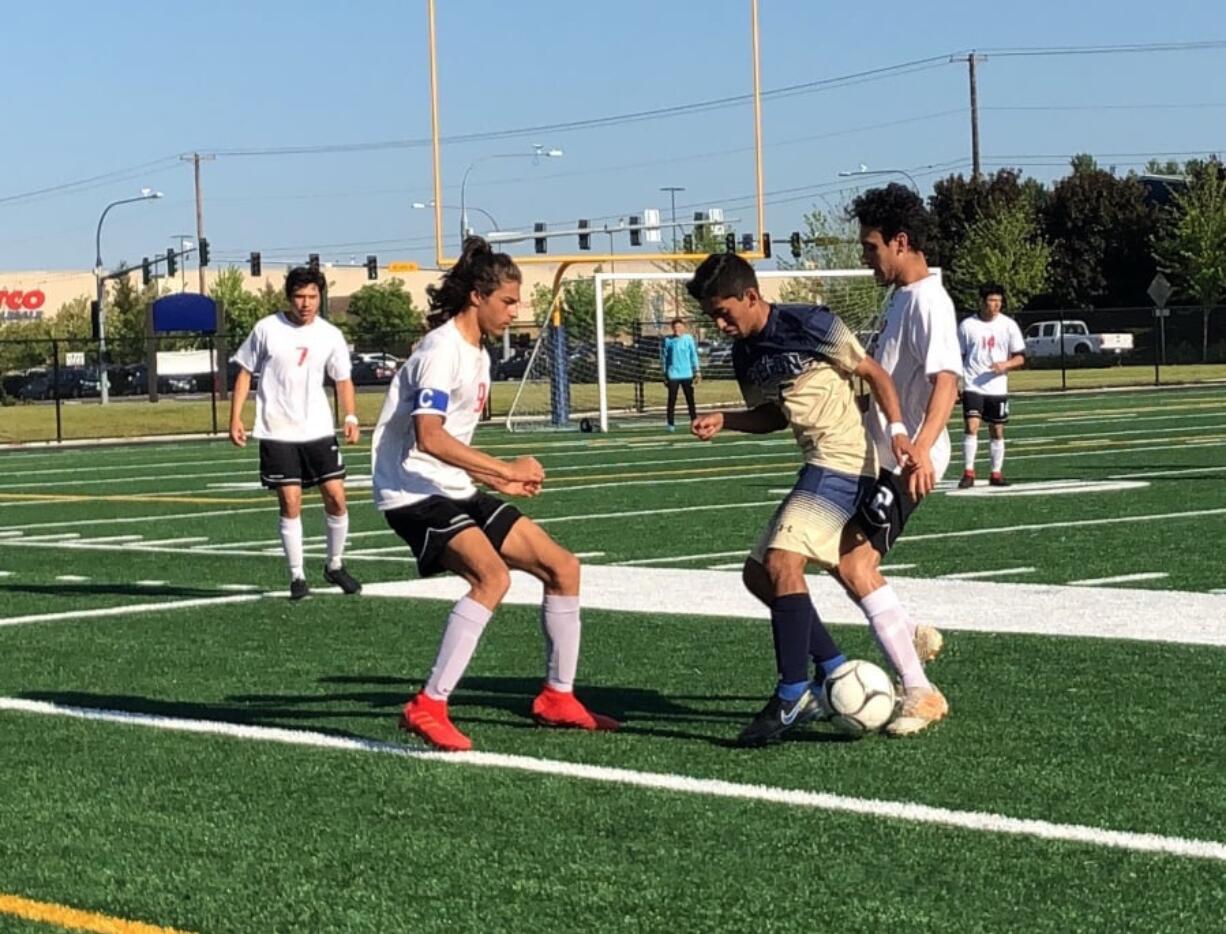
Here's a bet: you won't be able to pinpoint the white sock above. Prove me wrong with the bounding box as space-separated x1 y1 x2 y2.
990 439 1005 473
279 516 304 581
424 596 494 700
963 434 978 472
861 585 930 691
541 594 581 692
325 512 348 570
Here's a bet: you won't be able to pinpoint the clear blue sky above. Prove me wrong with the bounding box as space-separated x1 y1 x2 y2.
3 0 1224 272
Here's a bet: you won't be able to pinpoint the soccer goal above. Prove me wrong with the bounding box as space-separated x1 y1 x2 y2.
503 267 918 432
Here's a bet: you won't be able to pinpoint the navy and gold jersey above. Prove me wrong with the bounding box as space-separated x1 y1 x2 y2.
733 304 874 477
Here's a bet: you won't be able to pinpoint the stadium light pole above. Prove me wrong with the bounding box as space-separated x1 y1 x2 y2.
837 165 921 194
458 145 562 241
94 188 163 404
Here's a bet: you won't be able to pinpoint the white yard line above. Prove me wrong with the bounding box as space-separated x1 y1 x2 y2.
136 536 210 547
3 696 1224 864
54 575 90 582
0 594 261 627
0 503 322 533
905 507 1226 544
16 533 82 542
1068 572 1170 587
75 535 146 544
1109 465 1226 480
134 580 169 587
939 567 1036 580
218 584 261 592
879 564 916 572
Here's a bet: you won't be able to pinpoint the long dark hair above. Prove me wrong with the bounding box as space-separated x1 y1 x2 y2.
425 236 522 329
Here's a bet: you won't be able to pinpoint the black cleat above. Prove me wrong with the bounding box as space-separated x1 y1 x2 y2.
323 563 362 595
957 472 975 489
289 577 310 601
735 689 822 747
988 472 1010 487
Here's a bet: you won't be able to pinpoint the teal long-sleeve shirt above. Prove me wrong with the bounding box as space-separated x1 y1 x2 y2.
661 334 700 381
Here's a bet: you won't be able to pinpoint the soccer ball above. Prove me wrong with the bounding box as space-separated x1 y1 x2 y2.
823 660 896 736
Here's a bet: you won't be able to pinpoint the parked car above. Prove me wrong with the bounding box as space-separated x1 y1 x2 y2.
495 352 531 382
1024 320 1134 358
350 359 396 386
15 366 101 400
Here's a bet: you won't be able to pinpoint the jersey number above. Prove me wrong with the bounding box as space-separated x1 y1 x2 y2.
296 347 308 366
474 382 488 413
867 486 895 521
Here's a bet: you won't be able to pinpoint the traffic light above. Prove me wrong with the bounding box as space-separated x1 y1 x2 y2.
534 222 547 254
725 232 736 253
249 251 262 276
365 255 378 280
789 231 802 259
198 237 210 266
629 215 642 247
762 232 772 259
141 257 151 286
90 300 100 341
308 253 320 272
578 219 590 251
683 234 694 254
166 248 177 277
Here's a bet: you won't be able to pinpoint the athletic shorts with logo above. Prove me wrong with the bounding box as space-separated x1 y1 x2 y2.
851 469 920 557
750 464 876 570
962 391 1010 424
384 491 523 577
258 436 345 489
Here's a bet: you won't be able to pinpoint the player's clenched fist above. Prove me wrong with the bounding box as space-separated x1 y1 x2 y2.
691 412 723 441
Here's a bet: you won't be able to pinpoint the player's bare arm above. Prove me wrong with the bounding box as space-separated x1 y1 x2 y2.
694 404 787 441
908 371 959 499
414 413 545 491
991 353 1026 375
852 356 915 468
228 368 253 447
336 378 360 444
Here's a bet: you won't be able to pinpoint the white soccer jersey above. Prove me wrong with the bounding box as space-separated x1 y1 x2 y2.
371 319 490 510
867 273 961 478
959 313 1026 396
231 313 352 443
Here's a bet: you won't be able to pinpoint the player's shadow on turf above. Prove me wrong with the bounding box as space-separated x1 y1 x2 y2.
0 582 222 599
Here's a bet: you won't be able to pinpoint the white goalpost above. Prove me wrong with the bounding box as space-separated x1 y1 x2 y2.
503 267 939 433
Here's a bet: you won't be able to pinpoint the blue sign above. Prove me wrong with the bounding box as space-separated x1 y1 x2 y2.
152 293 218 333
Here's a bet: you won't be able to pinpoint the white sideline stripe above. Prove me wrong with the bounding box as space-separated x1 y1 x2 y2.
137 536 209 547
134 580 169 587
706 562 745 570
1110 465 1226 480
54 575 90 582
879 563 916 572
17 533 81 542
0 594 261 627
613 550 748 567
1069 572 1170 587
905 507 1226 543
939 567 1036 580
366 566 1226 647
218 584 261 592
0 570 12 577
0 531 21 538
0 468 243 491
76 534 145 544
0 503 321 533
2 697 1224 864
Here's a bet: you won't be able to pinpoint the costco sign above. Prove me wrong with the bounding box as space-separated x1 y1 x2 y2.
0 289 46 321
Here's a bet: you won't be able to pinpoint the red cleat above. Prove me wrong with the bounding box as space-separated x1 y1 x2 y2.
399 693 472 752
532 685 620 731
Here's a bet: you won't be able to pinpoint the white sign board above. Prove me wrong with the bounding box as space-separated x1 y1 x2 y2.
65 352 85 366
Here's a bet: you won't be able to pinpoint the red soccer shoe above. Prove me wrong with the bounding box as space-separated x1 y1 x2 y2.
531 685 620 731
400 693 472 752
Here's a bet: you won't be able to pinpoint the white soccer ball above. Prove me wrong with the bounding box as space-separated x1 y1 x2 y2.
823 660 896 736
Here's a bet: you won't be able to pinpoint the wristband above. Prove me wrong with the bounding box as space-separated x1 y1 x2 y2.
888 421 908 438
344 414 359 426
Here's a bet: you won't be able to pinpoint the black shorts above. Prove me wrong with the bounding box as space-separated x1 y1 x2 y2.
962 391 1010 424
258 436 346 489
384 492 523 578
852 469 920 557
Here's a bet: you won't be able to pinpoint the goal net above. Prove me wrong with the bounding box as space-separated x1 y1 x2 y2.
503 267 919 432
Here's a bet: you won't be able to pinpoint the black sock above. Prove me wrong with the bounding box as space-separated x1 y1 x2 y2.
770 593 815 685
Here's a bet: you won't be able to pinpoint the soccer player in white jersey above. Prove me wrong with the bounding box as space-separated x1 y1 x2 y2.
229 266 362 601
371 237 618 752
837 184 962 736
958 284 1026 488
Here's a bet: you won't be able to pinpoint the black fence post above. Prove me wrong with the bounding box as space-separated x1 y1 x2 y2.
1153 314 1161 386
209 333 218 435
51 339 62 443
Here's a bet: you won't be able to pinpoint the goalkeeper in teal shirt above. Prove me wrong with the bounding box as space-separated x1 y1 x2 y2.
661 318 700 431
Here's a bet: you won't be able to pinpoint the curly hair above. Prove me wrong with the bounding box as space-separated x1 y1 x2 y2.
284 265 327 299
425 236 522 329
846 182 931 253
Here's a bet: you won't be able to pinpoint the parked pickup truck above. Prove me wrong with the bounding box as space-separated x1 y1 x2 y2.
1023 320 1134 357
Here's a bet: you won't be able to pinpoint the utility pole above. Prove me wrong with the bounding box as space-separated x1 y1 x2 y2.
952 53 985 180
181 152 215 293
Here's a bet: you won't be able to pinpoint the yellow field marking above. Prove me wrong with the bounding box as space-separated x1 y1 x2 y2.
0 893 194 934
0 493 258 505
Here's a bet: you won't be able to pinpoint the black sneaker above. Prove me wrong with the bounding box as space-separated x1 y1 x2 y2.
734 689 822 747
323 563 362 595
988 472 1010 487
289 577 310 601
957 472 975 489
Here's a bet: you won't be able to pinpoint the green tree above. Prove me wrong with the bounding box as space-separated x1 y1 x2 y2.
104 268 162 362
927 169 1046 276
0 318 53 375
342 279 424 353
1043 156 1158 308
949 201 1050 313
531 271 646 342
209 266 265 342
1153 161 1226 361
51 295 93 338
774 207 884 331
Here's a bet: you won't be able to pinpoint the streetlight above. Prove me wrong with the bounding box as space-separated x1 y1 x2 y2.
171 234 194 292
94 188 163 404
412 201 501 233
458 144 562 240
837 165 921 194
